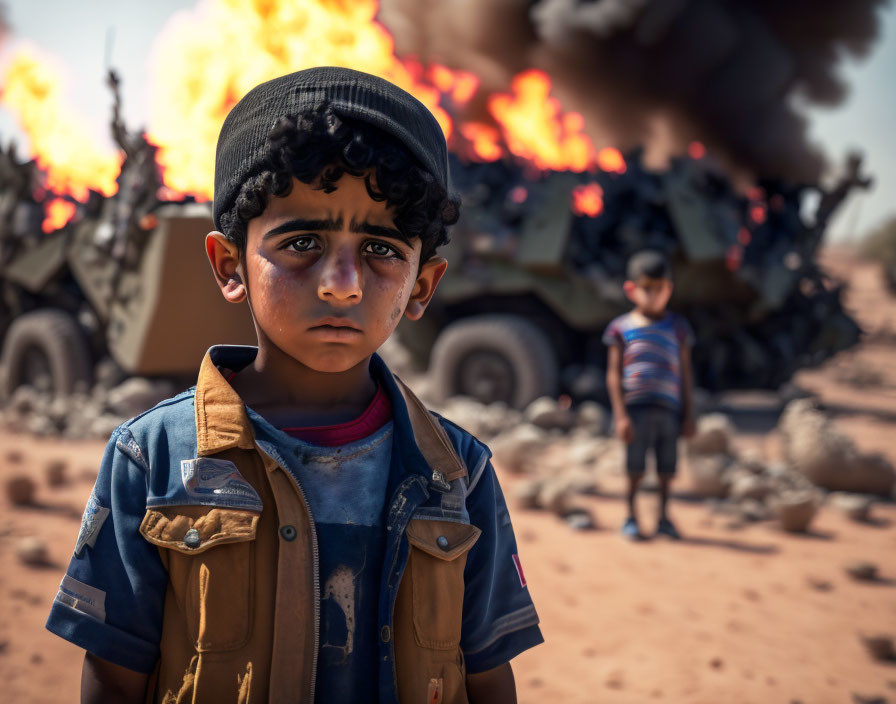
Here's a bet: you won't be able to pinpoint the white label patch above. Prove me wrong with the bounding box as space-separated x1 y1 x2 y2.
74 491 110 557
180 458 263 511
56 574 106 622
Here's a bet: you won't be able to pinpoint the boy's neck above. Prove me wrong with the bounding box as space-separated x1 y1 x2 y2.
631 307 668 324
229 343 378 426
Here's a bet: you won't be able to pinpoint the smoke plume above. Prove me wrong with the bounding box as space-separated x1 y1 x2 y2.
379 0 890 181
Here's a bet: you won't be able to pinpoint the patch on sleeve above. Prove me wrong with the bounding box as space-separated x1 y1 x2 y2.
511 553 527 588
55 574 106 622
181 458 263 511
74 491 110 557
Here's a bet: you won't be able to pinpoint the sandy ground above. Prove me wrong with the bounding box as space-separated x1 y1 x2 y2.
1 246 895 704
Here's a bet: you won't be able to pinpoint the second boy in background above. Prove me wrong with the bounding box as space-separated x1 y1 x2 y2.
604 250 696 541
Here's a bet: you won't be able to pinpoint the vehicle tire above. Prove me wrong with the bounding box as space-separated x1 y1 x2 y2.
0 309 93 399
429 314 558 409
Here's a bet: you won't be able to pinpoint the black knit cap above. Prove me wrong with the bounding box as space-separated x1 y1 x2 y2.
213 66 449 231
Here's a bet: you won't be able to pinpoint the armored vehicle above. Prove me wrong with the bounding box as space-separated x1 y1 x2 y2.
0 204 255 399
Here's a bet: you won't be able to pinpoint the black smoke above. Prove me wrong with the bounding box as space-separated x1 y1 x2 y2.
379 0 890 181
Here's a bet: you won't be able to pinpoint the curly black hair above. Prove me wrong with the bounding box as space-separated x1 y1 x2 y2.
219 101 460 264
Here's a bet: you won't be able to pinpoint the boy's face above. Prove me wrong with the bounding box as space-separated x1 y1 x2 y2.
623 275 673 317
207 172 447 374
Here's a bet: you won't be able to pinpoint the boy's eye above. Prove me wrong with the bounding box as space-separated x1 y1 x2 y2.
364 241 398 258
286 236 317 252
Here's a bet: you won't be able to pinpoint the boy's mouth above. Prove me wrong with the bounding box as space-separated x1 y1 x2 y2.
309 316 361 331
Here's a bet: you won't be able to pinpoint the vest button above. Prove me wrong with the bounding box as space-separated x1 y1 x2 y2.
381 625 391 643
280 524 297 541
183 529 201 549
437 535 449 550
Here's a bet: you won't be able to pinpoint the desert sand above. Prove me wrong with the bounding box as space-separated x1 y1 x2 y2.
1 246 894 703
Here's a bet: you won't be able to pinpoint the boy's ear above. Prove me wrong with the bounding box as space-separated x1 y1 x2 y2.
206 232 246 304
622 279 638 303
404 256 448 321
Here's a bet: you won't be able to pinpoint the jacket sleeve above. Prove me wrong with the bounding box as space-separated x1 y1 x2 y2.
460 454 544 673
45 425 168 673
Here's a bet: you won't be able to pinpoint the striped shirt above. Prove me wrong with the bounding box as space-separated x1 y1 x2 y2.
602 311 694 411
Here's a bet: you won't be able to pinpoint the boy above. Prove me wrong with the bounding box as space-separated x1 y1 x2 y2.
47 67 542 704
603 249 696 541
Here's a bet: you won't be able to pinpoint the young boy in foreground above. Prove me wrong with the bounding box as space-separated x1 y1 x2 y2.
47 67 542 704
603 250 696 541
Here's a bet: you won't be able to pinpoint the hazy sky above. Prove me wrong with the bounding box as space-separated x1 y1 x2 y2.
0 0 893 241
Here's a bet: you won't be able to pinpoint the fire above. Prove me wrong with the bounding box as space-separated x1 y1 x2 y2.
688 141 706 159
571 182 603 217
1 48 120 201
428 64 479 106
487 70 596 172
459 122 503 162
148 0 456 200
41 198 76 233
596 147 625 174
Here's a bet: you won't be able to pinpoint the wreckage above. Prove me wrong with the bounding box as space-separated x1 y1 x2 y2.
0 72 869 413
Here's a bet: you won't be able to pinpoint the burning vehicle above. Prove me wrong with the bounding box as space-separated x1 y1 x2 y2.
0 0 882 413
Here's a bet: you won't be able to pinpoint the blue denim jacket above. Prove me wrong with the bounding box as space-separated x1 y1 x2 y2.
46 346 542 702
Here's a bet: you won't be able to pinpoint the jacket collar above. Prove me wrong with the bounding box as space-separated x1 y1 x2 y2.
194 346 466 484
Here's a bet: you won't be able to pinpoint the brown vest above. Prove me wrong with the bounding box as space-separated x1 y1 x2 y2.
140 354 479 703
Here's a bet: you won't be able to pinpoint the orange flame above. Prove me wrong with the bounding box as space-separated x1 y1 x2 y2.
459 122 503 162
596 147 625 174
41 197 76 233
147 0 455 200
571 182 603 217
488 70 596 172
1 49 121 201
428 64 479 106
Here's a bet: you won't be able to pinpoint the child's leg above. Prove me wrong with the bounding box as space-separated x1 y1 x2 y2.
625 406 649 523
655 407 681 537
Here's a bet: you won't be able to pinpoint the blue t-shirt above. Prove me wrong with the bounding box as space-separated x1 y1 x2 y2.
602 311 694 411
257 417 393 704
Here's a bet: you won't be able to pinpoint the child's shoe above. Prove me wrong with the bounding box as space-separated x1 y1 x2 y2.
621 516 641 541
656 516 681 540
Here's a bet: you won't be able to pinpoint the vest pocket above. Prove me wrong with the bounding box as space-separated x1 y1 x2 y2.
140 505 259 652
405 518 481 650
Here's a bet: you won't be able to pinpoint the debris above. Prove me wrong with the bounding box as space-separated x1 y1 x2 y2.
772 490 819 533
44 459 68 487
565 509 597 531
15 536 49 566
6 475 36 506
829 492 875 523
859 633 896 663
806 576 834 592
106 377 178 419
525 396 575 431
845 561 879 582
686 414 734 456
512 478 544 510
490 423 550 474
685 454 733 498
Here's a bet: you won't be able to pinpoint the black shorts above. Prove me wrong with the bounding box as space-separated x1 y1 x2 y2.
625 405 681 476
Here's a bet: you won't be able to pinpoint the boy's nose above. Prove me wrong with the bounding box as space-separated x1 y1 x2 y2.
317 247 362 303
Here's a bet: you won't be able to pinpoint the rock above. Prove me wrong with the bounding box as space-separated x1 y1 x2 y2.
779 399 895 496
44 459 68 488
729 473 773 502
859 634 896 662
566 510 596 531
93 356 128 390
89 414 125 439
6 475 36 506
806 576 834 592
16 536 49 566
829 492 875 522
574 401 609 435
685 454 733 498
845 561 879 582
26 414 57 436
687 414 734 456
851 694 888 704
739 499 771 522
512 479 544 509
524 396 575 431
772 491 819 533
9 385 39 417
106 377 177 419
490 423 550 474
4 449 25 465
536 481 572 516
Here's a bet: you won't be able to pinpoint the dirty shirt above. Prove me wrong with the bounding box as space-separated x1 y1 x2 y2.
273 384 393 703
602 311 694 411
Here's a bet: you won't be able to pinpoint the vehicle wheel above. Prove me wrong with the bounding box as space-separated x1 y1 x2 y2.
429 315 558 408
0 309 93 399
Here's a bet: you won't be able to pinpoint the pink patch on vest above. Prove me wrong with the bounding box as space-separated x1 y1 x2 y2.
512 553 527 588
